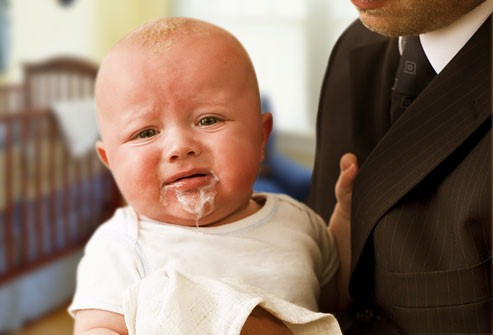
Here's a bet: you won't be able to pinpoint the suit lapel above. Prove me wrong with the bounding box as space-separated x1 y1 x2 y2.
351 19 491 270
349 38 399 155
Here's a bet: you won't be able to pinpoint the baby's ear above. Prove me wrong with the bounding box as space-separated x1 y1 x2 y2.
260 112 273 159
96 140 110 168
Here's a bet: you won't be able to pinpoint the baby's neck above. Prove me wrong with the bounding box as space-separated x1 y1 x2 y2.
202 197 263 228
138 196 265 228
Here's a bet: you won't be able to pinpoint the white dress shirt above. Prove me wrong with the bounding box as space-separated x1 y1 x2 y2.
421 0 493 74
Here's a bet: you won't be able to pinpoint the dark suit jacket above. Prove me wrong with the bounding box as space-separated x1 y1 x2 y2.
308 18 492 334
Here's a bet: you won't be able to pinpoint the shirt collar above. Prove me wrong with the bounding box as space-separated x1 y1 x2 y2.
399 0 492 74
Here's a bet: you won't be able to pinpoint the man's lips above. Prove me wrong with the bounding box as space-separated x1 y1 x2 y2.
351 0 388 10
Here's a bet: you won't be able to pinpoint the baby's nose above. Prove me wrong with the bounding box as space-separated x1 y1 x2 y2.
165 132 201 162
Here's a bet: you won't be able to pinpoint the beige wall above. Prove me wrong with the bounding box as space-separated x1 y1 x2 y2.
94 0 170 59
3 0 170 83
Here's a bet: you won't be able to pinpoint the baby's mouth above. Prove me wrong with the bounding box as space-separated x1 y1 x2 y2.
164 172 214 191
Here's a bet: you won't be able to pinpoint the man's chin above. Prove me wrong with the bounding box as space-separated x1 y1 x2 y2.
359 13 409 37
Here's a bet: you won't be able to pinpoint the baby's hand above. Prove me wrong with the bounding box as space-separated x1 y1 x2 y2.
334 153 358 220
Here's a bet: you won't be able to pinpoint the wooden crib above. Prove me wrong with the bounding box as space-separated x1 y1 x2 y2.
0 56 121 332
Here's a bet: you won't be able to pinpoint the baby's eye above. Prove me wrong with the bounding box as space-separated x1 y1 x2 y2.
198 116 220 126
135 128 159 139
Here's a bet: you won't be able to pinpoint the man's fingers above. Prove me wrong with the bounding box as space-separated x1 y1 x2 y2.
335 153 358 202
340 153 358 172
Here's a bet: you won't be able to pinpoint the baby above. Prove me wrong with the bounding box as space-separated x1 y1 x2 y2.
70 17 357 335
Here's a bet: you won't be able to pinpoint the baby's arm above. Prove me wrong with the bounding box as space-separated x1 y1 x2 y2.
74 309 127 335
74 303 292 335
241 306 294 335
320 153 358 312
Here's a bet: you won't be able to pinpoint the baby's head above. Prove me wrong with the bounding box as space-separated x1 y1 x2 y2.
95 17 272 227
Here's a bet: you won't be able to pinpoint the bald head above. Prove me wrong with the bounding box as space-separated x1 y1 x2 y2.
96 16 257 93
95 17 261 140
120 17 236 53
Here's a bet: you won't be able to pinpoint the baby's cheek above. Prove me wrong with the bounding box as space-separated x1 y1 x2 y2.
116 162 155 200
226 162 259 192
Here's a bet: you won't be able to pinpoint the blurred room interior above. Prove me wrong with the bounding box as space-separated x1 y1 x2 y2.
0 0 356 333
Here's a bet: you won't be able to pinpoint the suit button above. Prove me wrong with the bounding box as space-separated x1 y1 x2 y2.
356 308 374 323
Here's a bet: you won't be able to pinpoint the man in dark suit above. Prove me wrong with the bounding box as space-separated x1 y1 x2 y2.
308 0 492 333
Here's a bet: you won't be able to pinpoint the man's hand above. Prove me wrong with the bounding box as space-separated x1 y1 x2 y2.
334 152 358 221
328 152 358 310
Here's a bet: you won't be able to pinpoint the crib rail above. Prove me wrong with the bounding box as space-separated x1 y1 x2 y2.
0 109 120 284
24 56 98 109
0 84 24 114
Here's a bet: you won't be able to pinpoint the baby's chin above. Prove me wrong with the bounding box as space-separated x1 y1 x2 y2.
158 174 220 225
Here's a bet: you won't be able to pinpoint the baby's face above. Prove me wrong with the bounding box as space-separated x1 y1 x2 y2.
96 32 271 226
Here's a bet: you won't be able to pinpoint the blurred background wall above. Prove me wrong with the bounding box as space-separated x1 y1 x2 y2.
1 0 171 82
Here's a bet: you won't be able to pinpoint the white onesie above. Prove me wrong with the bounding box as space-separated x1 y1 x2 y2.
69 192 339 315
